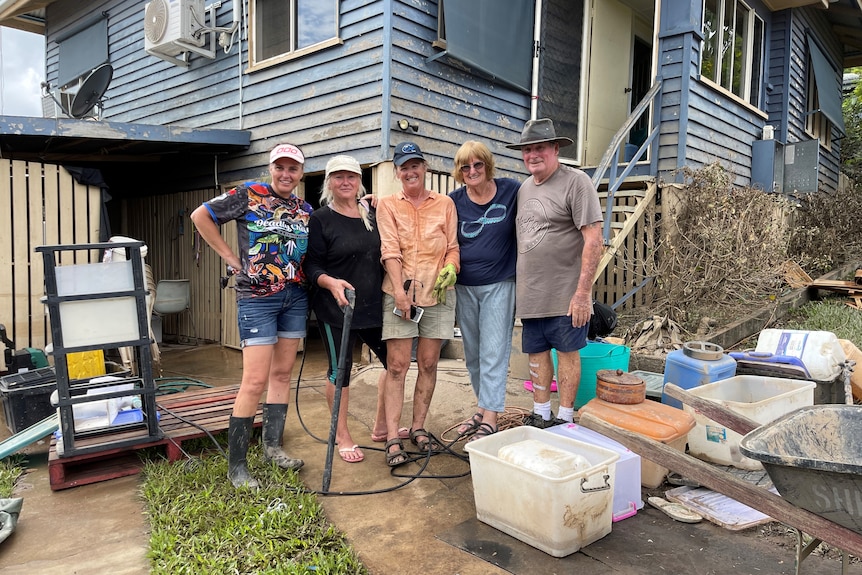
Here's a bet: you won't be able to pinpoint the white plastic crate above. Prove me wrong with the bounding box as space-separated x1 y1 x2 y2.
464 426 619 557
685 375 815 470
547 422 643 521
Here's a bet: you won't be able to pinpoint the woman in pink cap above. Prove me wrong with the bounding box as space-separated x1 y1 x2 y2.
190 143 312 488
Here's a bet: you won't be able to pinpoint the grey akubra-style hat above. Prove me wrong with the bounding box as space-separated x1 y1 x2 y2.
505 118 574 150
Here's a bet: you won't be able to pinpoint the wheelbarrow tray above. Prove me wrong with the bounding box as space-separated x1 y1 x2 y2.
739 404 862 535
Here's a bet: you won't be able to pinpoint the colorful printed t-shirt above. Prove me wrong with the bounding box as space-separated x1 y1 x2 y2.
203 182 313 299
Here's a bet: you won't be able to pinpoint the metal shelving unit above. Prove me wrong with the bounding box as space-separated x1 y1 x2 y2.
36 241 162 457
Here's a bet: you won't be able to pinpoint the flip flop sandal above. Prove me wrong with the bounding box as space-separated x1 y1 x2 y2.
384 438 409 467
371 427 409 443
647 496 703 524
338 445 365 463
409 428 441 452
467 422 498 443
456 412 483 437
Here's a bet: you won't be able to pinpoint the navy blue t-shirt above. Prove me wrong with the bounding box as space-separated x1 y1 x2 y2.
449 177 519 286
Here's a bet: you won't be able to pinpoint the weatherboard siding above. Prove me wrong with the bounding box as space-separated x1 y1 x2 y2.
783 7 841 193
41 0 531 186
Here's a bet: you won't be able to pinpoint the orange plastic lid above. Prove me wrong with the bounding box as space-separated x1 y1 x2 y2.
579 398 695 443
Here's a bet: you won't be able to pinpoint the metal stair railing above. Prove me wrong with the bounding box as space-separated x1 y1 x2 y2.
590 77 663 247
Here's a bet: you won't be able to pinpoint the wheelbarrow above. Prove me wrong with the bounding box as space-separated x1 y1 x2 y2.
579 383 862 574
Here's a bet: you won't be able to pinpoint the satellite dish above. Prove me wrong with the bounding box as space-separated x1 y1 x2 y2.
70 64 113 119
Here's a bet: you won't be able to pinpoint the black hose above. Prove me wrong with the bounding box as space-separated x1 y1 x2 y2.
321 289 355 492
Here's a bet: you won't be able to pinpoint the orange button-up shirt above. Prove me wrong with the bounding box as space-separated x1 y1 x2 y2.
377 190 460 307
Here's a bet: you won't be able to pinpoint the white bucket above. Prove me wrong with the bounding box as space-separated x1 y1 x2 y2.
754 329 846 381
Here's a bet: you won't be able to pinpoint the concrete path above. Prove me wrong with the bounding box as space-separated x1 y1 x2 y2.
1 340 859 574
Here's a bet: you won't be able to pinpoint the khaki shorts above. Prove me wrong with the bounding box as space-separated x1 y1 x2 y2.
382 292 456 340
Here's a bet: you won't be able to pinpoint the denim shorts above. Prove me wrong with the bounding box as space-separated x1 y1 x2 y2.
521 315 588 354
237 284 308 347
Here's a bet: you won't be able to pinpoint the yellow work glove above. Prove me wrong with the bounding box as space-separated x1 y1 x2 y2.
432 263 457 305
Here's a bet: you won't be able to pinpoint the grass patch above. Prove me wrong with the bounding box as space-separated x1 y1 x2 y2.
0 456 25 497
781 297 862 343
142 444 368 575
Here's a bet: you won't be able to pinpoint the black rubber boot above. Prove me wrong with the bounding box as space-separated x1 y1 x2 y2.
262 403 304 471
228 416 259 489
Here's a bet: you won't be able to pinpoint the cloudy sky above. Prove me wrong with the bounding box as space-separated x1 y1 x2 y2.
0 27 45 117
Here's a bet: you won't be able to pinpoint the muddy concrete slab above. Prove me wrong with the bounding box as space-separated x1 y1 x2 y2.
1 339 860 574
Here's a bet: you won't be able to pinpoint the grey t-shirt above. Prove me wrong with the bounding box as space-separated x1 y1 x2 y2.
515 165 602 318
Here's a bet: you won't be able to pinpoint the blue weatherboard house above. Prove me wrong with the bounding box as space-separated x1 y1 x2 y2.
0 0 858 348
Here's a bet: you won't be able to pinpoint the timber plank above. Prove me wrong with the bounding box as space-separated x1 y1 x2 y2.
579 413 862 557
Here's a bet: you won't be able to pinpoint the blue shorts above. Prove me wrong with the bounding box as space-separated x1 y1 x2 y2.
237 284 308 347
521 315 588 354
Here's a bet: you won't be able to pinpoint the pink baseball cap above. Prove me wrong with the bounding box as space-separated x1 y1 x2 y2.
269 143 305 164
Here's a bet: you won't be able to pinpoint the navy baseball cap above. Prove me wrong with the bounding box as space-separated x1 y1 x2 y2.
393 142 425 166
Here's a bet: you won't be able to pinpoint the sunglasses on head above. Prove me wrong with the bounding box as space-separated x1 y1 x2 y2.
459 161 485 174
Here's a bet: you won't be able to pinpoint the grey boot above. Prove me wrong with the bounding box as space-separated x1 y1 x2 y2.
262 403 304 471
228 416 259 489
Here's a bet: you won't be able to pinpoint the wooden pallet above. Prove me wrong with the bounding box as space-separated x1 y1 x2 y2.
47 384 261 491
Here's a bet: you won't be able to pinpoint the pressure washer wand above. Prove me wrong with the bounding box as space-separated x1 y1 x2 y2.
322 288 356 493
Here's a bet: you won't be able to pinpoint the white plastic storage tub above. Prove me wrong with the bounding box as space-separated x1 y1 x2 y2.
685 375 815 470
464 426 619 557
547 423 643 522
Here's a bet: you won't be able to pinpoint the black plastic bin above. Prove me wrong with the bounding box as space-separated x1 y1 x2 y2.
0 367 57 434
734 361 845 404
739 405 862 534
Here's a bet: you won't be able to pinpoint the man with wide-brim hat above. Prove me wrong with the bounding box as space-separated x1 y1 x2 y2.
509 118 604 429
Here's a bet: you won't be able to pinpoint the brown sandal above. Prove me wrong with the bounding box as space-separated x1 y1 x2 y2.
467 422 498 443
409 428 441 452
456 412 483 437
385 438 409 467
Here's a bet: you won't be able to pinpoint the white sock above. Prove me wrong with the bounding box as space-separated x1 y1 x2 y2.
557 406 575 423
533 401 552 420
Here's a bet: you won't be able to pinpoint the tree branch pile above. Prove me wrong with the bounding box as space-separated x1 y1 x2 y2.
640 163 793 333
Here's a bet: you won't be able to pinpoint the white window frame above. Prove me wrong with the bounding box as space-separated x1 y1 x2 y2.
806 61 833 150
700 0 764 108
248 0 341 71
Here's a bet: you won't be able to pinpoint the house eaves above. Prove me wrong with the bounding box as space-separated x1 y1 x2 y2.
0 0 51 34
0 115 250 166
817 0 862 66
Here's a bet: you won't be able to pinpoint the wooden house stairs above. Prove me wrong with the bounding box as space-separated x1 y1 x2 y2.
593 177 657 285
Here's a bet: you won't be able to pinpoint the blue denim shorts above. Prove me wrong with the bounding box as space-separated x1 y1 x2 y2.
237 284 308 347
521 315 588 354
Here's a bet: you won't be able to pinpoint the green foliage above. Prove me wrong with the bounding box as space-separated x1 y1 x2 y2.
783 298 862 343
841 66 862 179
142 446 368 575
0 456 24 497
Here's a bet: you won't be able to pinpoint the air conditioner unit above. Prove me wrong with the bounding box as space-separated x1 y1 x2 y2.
42 89 76 119
144 0 206 58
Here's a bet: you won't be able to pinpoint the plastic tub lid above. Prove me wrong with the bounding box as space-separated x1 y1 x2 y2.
683 341 725 361
579 398 696 442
